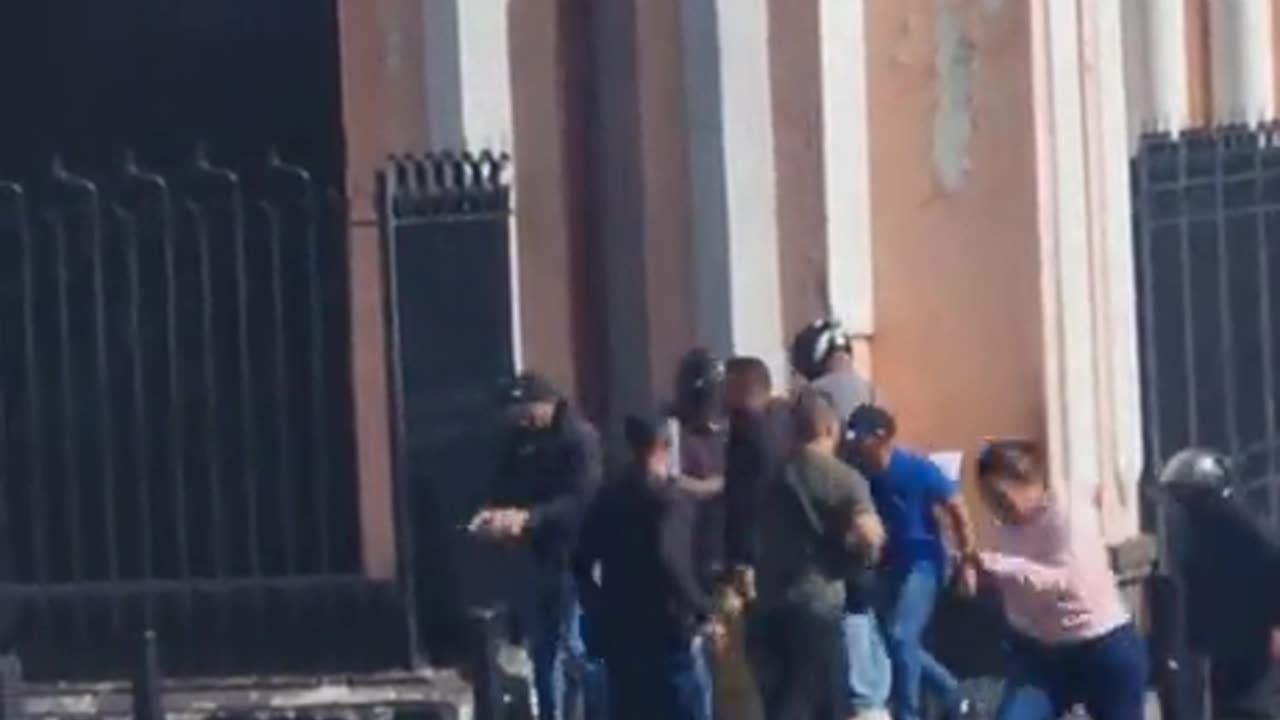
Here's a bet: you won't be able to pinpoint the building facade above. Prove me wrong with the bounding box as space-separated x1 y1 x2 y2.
337 0 1280 557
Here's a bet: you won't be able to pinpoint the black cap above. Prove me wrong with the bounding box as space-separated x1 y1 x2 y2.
501 371 560 406
846 403 895 442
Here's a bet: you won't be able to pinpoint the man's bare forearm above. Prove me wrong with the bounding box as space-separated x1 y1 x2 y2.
945 497 977 557
852 510 885 563
675 474 725 499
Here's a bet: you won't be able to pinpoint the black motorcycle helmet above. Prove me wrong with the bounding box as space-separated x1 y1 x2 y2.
789 318 853 382
1155 447 1234 502
672 347 725 424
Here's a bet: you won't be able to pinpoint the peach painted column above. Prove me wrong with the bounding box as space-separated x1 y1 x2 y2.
866 0 1143 541
337 0 429 579
508 0 591 399
590 0 696 429
866 0 1044 523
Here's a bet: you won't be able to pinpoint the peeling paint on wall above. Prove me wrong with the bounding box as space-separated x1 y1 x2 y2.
932 1 976 193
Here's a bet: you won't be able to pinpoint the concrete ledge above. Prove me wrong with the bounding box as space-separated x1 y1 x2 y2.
20 670 472 720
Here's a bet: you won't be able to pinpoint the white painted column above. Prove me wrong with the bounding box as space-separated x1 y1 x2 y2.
421 0 523 369
1122 0 1189 140
1033 0 1101 520
818 0 874 337
1089 0 1145 541
1035 0 1145 541
1210 0 1275 124
423 0 515 151
681 0 787 381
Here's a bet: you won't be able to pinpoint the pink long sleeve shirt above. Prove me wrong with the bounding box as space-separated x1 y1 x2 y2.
980 491 1130 645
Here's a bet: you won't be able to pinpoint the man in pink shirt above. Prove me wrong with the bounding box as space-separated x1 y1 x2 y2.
972 439 1147 720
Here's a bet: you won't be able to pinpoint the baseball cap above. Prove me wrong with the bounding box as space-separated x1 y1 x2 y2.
500 371 560 406
845 403 895 442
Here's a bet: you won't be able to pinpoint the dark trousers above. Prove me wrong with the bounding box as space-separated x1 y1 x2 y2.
751 604 849 720
606 637 707 720
996 622 1149 720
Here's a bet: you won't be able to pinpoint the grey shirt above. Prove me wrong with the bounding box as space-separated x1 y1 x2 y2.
757 447 875 616
810 369 879 424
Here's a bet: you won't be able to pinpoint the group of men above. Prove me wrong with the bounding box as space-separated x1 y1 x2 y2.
468 319 980 720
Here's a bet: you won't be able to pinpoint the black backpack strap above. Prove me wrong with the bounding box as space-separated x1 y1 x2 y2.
782 466 826 540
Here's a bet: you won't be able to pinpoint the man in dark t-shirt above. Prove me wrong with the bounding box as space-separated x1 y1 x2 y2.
755 390 884 720
574 414 713 720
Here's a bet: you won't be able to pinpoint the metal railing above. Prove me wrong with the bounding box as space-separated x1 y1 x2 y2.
377 151 519 665
1132 124 1280 534
0 147 396 678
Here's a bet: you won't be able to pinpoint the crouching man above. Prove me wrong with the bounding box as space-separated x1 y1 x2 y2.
469 372 604 720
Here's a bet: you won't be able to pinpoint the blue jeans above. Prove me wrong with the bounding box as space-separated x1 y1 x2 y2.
880 562 963 720
526 575 608 720
691 633 714 719
996 622 1148 720
844 611 891 712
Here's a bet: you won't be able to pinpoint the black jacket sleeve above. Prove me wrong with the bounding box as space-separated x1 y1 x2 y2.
491 429 523 507
572 488 608 612
724 420 761 568
528 423 603 534
659 491 713 620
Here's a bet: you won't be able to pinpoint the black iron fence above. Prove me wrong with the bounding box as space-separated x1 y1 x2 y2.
0 147 404 678
1132 124 1280 533
377 152 521 665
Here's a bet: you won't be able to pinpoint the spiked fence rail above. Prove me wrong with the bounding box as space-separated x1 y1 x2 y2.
0 146 520 682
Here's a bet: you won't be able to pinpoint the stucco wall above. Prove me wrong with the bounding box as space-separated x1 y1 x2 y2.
866 0 1045 506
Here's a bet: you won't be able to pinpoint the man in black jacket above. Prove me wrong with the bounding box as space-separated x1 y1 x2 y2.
1155 448 1280 720
573 414 714 720
469 372 603 720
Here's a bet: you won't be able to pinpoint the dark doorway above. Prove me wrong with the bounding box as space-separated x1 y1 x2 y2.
0 1 394 680
0 0 344 181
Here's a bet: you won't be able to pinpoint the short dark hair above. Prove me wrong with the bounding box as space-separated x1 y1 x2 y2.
976 438 1042 485
623 414 672 455
725 356 772 391
791 388 838 444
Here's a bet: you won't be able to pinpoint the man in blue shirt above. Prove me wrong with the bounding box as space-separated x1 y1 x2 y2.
845 404 978 720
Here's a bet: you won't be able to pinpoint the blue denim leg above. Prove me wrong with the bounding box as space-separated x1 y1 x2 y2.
529 576 596 720
994 681 1059 720
844 611 891 712
882 563 962 720
1076 624 1149 720
690 634 714 720
672 647 712 720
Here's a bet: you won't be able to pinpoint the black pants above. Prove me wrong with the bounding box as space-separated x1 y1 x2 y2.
751 605 849 720
606 633 707 720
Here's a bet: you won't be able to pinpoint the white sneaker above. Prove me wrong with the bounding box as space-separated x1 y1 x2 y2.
848 709 891 720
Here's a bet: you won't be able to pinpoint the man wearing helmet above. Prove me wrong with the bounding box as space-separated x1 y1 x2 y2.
789 319 882 422
790 320 892 719
668 347 732 719
1154 449 1280 719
